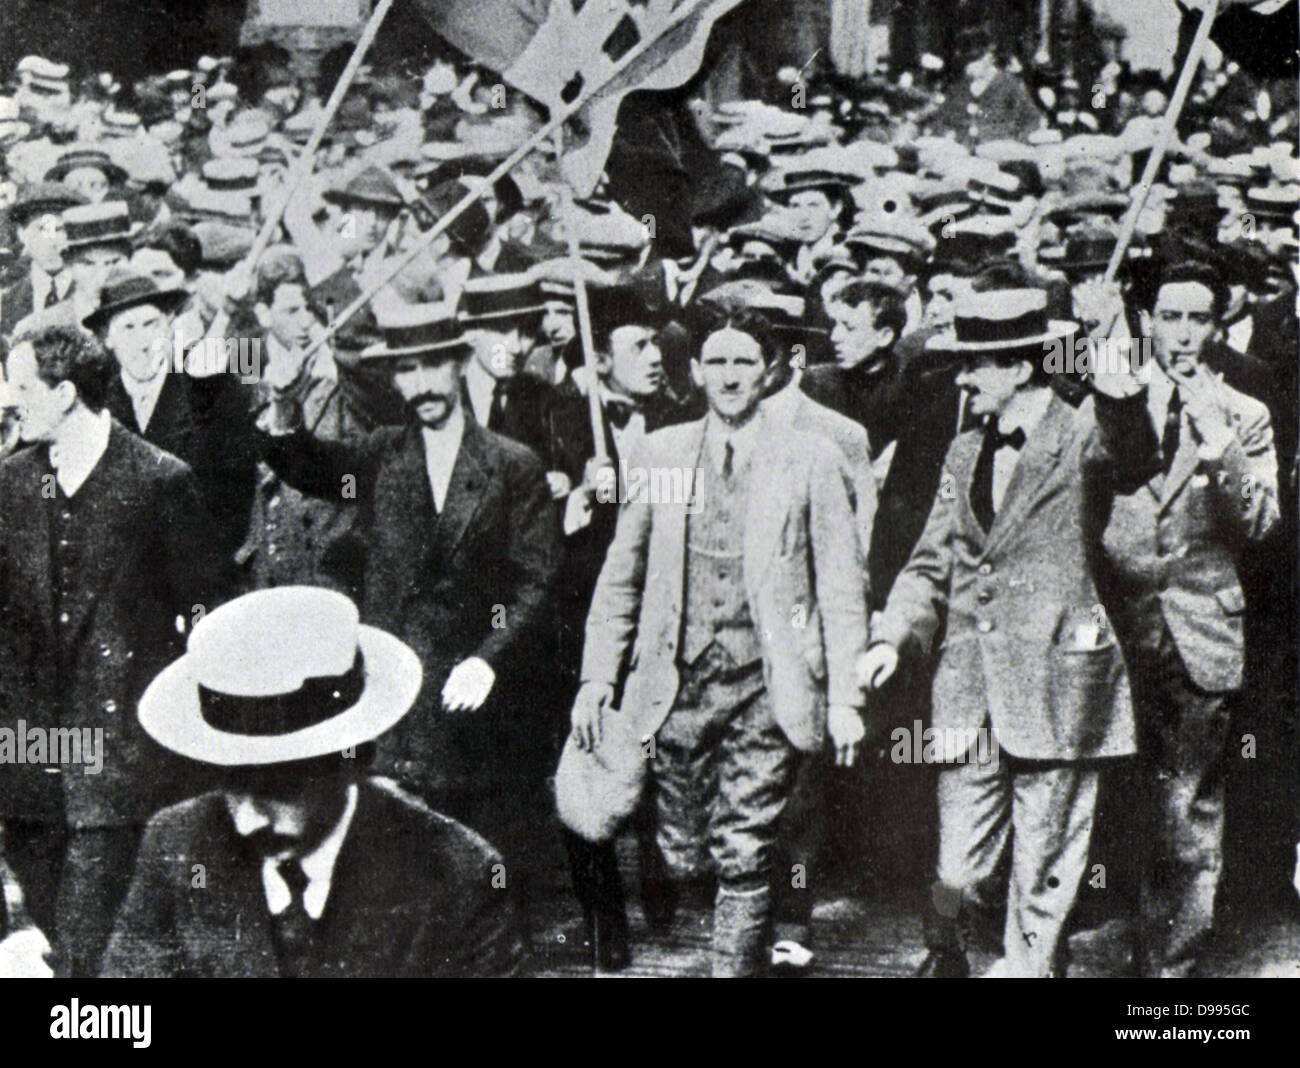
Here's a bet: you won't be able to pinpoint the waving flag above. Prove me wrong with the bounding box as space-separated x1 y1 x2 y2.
413 0 748 195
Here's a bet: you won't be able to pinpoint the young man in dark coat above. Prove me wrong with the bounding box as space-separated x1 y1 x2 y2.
0 323 229 976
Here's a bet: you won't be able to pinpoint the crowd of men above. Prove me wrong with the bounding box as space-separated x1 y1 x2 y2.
0 12 1296 979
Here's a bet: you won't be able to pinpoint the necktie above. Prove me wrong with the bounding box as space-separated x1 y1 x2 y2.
488 381 508 431
43 282 59 310
271 859 316 978
721 439 734 479
970 423 1026 532
1161 391 1183 467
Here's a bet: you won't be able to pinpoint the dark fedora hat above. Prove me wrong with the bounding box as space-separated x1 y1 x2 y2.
82 265 188 332
411 180 492 255
927 288 1076 353
360 304 472 361
322 164 406 211
8 182 87 227
44 148 128 186
414 157 523 223
458 272 548 325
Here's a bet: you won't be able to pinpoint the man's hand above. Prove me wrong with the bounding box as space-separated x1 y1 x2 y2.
0 928 54 978
1072 277 1128 343
442 657 496 713
1167 363 1235 458
545 471 573 499
570 682 614 752
857 643 899 691
828 705 865 767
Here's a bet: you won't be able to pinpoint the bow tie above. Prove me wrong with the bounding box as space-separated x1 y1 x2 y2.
604 399 637 430
985 424 1027 452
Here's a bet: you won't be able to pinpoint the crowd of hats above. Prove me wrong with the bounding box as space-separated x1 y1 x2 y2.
0 37 1297 369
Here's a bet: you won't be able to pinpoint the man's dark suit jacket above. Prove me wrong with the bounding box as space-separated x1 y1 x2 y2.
104 370 259 559
259 418 560 794
0 419 230 828
801 341 966 606
100 777 522 977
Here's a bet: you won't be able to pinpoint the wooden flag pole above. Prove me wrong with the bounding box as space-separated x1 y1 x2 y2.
1103 0 1220 284
243 0 401 272
295 0 718 364
555 132 611 466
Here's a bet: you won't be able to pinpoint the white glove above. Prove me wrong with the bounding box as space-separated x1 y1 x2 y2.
442 657 496 713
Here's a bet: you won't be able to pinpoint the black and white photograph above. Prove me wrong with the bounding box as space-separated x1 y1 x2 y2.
0 0 1297 1016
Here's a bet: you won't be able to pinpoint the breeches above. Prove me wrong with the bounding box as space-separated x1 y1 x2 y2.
650 647 799 888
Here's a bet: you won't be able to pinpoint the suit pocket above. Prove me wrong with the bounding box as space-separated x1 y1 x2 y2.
1214 586 1245 615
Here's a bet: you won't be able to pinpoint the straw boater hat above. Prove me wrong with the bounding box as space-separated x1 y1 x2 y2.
458 273 549 324
44 147 128 186
139 587 421 767
61 201 140 250
360 304 474 361
926 288 1076 353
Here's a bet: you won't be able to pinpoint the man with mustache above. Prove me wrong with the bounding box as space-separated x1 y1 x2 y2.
101 587 522 977
256 303 560 958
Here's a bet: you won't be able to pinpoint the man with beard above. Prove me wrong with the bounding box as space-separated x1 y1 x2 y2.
257 303 559 955
101 586 521 977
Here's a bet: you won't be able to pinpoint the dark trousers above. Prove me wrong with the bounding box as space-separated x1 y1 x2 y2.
3 820 141 978
425 781 548 953
1128 624 1233 978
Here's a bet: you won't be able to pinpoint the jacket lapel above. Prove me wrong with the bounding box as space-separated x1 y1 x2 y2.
437 421 491 561
189 812 279 977
981 394 1071 558
373 426 434 596
1159 425 1200 510
662 421 706 628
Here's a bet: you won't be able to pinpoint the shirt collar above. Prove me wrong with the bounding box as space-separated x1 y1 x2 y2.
704 407 764 475
297 782 359 902
996 385 1053 440
48 407 112 495
421 402 465 449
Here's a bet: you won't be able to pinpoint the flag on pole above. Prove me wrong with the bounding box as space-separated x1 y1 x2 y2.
412 0 748 195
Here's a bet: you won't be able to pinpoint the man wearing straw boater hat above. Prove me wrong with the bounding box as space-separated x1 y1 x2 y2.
859 288 1142 978
101 586 522 977
255 303 560 952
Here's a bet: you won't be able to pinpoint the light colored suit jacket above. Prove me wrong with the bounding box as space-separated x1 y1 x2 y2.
1089 372 1279 692
580 414 868 753
763 381 877 601
874 392 1135 761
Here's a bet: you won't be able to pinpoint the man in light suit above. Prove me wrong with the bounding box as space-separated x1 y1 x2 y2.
1089 262 1280 978
571 311 869 976
860 289 1140 978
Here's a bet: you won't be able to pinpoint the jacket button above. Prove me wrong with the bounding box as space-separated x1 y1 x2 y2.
59 611 70 624
100 645 111 657
977 589 992 604
978 563 993 576
977 619 994 634
104 700 117 713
